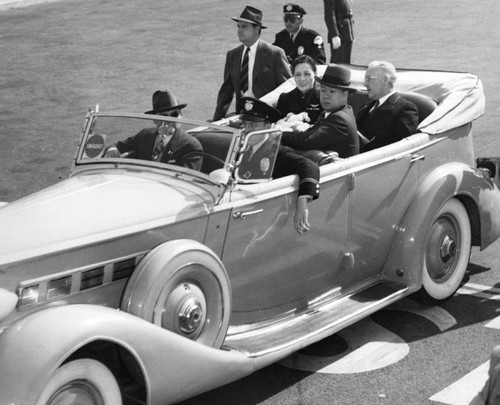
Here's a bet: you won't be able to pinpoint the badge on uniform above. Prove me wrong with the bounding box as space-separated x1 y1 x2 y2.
260 157 270 174
297 46 304 55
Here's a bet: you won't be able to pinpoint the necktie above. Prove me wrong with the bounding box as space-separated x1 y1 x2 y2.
290 33 294 42
152 133 168 161
240 47 250 94
369 100 380 114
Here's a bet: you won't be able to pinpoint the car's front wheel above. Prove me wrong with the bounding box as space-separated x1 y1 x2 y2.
122 240 231 348
419 198 471 301
36 359 122 405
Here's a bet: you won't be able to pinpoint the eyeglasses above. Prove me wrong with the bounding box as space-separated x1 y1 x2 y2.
283 16 300 23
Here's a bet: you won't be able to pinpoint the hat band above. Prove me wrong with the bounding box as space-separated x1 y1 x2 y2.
321 76 350 87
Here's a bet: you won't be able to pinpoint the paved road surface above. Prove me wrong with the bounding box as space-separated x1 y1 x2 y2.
1 0 499 404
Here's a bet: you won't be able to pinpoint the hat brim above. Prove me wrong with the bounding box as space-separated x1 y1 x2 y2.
231 17 267 29
315 76 357 92
240 113 267 122
144 103 187 115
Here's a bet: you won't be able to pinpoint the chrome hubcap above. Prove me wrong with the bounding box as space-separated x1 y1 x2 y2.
440 235 456 262
427 216 460 282
178 297 203 333
162 282 207 339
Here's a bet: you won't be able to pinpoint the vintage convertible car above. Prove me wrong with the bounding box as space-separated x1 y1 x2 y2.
1 66 500 405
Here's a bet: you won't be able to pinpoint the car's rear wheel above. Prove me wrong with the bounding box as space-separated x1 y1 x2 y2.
36 359 122 405
419 199 471 301
122 240 231 348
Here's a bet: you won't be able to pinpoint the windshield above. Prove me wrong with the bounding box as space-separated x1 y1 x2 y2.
76 113 238 177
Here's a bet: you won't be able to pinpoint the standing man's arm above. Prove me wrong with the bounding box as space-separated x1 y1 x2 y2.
213 51 235 121
323 0 341 48
310 33 327 65
273 47 292 86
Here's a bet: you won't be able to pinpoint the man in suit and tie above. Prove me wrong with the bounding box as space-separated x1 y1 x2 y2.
356 61 419 152
105 89 203 171
273 3 326 65
280 63 359 158
213 6 292 121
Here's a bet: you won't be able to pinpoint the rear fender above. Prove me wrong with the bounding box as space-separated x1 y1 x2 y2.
381 162 500 288
0 305 252 405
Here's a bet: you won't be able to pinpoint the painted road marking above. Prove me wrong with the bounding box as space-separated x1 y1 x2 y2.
457 282 500 301
279 297 457 374
387 297 457 332
458 282 500 329
429 361 489 405
279 317 409 374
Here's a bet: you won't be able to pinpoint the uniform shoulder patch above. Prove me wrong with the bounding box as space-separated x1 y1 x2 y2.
314 35 323 46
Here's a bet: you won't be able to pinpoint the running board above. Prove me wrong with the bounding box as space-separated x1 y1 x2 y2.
223 281 409 358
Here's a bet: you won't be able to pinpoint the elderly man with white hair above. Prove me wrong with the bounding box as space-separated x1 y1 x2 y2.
357 61 419 152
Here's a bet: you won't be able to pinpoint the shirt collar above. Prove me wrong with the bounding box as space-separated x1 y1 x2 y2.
247 39 260 53
378 91 396 107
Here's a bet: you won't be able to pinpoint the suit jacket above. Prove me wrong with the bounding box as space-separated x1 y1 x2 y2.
116 127 203 171
281 104 359 158
213 40 292 121
323 0 354 42
273 27 326 65
356 93 419 152
277 87 323 124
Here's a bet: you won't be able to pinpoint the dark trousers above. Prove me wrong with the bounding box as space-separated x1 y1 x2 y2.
329 41 353 64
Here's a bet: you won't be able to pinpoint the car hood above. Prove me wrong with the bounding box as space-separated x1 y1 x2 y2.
0 169 215 265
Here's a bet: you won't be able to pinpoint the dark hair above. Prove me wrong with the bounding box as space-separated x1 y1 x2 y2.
291 55 317 74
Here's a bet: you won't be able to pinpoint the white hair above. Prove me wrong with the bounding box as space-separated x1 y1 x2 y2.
368 61 397 87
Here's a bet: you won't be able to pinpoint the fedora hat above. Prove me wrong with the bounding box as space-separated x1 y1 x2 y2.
315 64 356 91
145 89 187 114
231 5 267 29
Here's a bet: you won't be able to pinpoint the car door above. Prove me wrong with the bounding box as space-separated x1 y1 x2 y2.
341 151 422 287
221 168 351 327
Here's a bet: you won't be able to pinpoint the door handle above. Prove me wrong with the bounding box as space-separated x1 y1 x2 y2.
233 209 264 219
410 154 425 163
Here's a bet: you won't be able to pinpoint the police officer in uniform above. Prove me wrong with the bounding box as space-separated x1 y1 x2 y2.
239 97 320 234
273 4 326 65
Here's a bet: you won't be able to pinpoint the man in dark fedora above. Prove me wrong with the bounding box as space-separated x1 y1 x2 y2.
273 3 326 65
237 96 320 234
105 89 203 171
281 63 359 158
213 5 292 121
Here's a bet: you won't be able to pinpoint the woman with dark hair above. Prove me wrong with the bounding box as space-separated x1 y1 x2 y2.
277 55 323 124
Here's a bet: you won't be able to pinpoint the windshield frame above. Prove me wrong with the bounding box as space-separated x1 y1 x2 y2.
74 111 239 175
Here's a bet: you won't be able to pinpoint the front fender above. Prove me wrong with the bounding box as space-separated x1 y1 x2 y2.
0 304 253 405
381 162 500 288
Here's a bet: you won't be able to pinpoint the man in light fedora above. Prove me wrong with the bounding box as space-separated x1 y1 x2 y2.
105 89 203 171
213 5 292 121
281 63 359 158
